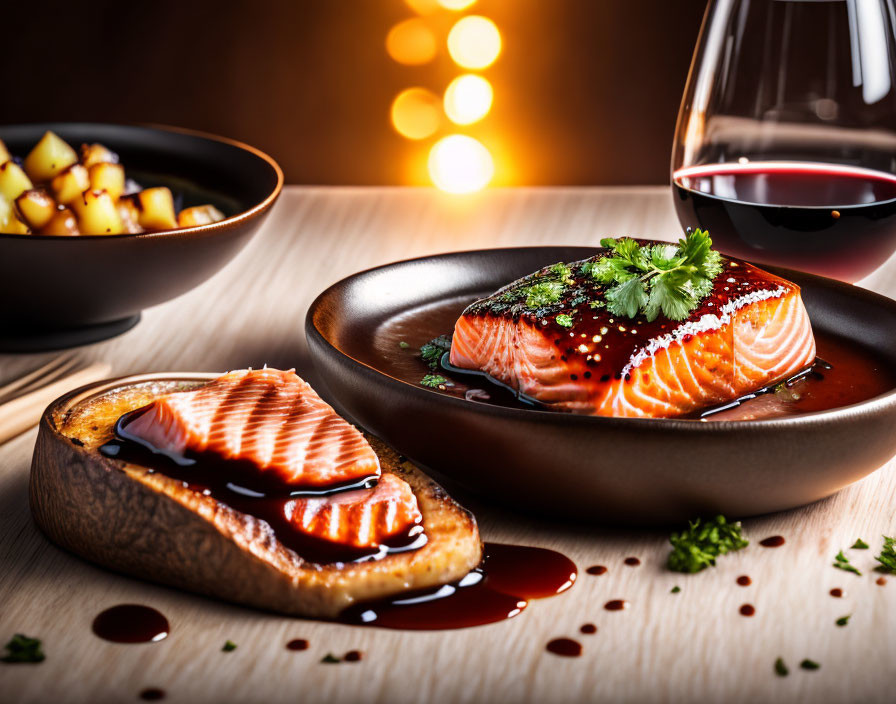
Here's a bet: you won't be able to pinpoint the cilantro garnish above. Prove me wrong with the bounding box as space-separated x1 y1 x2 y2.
851 538 870 550
833 550 861 576
874 536 896 573
420 374 449 389
1 634 45 664
222 640 237 652
667 515 749 573
835 615 850 627
800 659 820 671
321 653 341 664
550 263 576 286
522 281 565 308
588 229 722 322
774 658 788 677
420 335 451 370
555 313 574 328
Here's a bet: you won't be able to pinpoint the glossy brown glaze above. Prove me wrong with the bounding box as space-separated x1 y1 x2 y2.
604 600 628 611
830 588 843 598
546 638 583 657
338 542 576 630
737 575 752 586
739 604 756 617
586 565 608 575
101 415 425 565
580 623 597 635
92 605 169 643
376 297 896 422
759 536 786 548
623 557 640 566
286 639 309 651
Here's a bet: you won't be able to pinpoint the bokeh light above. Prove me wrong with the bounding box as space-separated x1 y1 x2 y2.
386 18 437 65
446 16 501 69
405 0 440 15
437 0 478 10
391 88 442 140
444 74 493 125
428 135 494 193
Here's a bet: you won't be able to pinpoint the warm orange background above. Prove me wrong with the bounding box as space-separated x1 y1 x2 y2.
0 0 705 185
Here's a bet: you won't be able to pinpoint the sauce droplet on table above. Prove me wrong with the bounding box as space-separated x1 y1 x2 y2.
736 575 752 586
546 638 582 657
139 688 166 701
286 639 309 651
604 600 628 611
623 557 640 566
580 623 597 635
92 605 169 644
759 536 785 548
739 604 756 616
586 565 607 576
830 588 843 598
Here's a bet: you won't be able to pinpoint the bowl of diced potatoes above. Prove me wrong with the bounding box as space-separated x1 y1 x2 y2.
0 123 282 350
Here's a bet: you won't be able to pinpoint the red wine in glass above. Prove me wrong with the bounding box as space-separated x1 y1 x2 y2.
673 161 896 281
672 0 896 282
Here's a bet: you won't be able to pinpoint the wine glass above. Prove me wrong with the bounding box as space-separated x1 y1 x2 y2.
672 0 896 282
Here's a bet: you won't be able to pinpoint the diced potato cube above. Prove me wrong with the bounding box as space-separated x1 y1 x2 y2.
51 164 90 205
0 160 34 201
88 163 125 201
0 139 10 164
177 204 225 228
24 131 79 182
15 189 57 229
117 196 143 234
80 143 119 169
72 190 124 235
40 206 80 236
136 187 177 231
0 196 30 234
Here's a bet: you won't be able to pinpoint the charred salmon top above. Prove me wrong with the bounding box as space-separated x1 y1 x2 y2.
450 247 816 418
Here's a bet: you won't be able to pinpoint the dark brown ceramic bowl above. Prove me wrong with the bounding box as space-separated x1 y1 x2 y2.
0 123 283 351
306 246 896 525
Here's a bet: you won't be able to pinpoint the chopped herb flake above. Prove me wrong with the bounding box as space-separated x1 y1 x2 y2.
523 280 565 309
667 515 749 573
833 550 862 576
555 313 574 328
800 659 820 671
222 640 237 652
1 634 45 664
670 586 681 594
321 653 341 664
591 229 723 322
398 341 410 349
851 538 869 549
420 374 449 388
420 335 451 370
835 615 850 627
774 658 788 677
875 536 896 574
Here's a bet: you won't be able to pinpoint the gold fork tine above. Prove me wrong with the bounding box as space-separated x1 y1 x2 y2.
0 354 77 404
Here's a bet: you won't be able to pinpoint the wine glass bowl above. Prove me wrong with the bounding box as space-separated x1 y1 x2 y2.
672 0 896 282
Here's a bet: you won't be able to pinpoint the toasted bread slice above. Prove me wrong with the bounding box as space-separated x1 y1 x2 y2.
30 374 482 618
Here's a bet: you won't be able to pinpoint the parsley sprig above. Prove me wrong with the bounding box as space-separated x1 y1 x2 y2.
586 229 723 322
2 634 45 664
875 536 896 573
667 515 749 573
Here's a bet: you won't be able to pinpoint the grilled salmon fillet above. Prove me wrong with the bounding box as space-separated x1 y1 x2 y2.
31 373 481 618
450 249 816 418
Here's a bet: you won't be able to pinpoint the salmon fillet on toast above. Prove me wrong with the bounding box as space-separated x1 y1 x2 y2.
30 370 481 618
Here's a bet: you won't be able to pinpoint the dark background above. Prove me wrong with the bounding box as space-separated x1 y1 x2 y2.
1 0 707 186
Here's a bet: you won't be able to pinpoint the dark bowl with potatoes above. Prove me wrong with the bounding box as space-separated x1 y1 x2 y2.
0 123 283 351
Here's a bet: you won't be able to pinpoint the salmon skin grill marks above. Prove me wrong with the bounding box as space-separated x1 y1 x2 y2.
450 250 816 418
119 368 381 489
286 473 423 549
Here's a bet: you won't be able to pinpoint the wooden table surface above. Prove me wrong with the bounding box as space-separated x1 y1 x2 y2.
2 187 895 704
